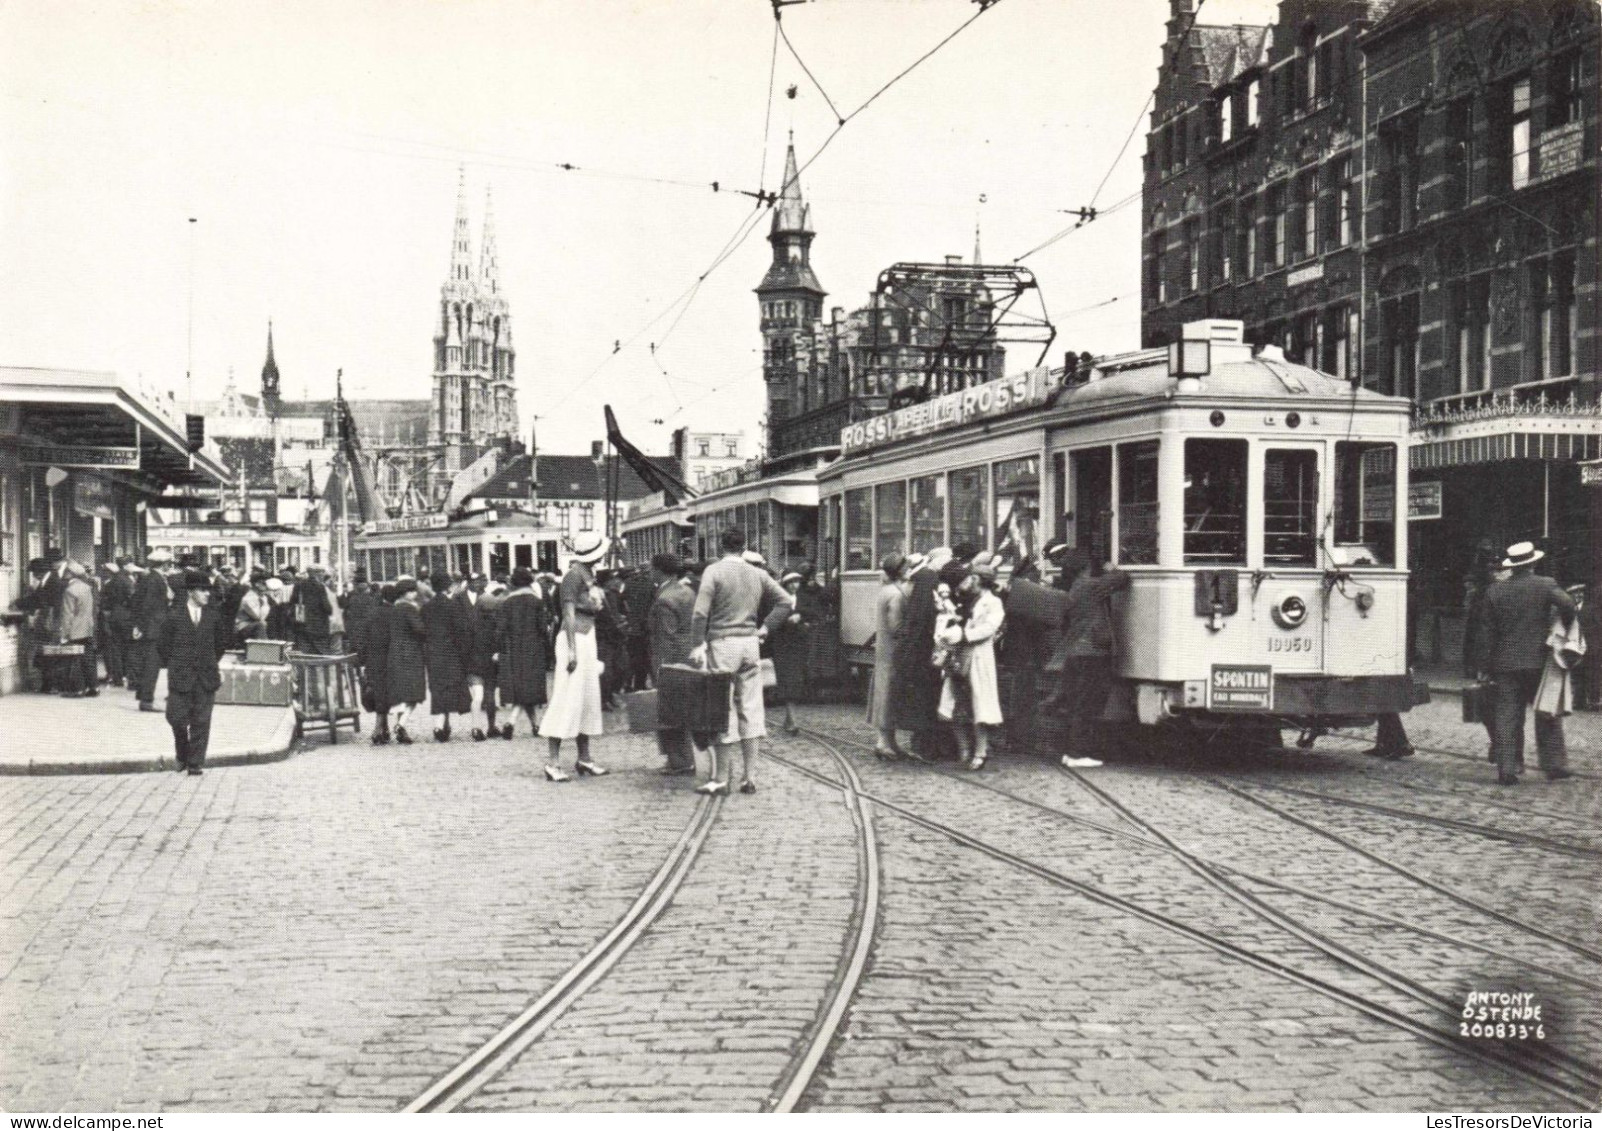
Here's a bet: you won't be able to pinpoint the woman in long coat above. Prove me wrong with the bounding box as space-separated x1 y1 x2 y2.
361 585 397 744
869 553 909 758
387 579 428 744
495 568 551 739
938 559 1006 770
892 546 952 754
422 573 472 741
768 572 811 734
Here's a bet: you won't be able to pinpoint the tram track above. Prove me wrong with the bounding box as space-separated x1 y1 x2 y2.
784 725 1602 1109
1237 780 1602 859
805 722 1602 993
406 749 882 1114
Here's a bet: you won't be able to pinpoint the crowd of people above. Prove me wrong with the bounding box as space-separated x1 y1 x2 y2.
867 540 1129 772
10 530 1585 789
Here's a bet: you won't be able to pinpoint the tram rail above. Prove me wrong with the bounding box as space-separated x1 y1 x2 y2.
776 727 1602 1110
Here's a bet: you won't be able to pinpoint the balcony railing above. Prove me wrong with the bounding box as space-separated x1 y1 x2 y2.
1414 377 1598 427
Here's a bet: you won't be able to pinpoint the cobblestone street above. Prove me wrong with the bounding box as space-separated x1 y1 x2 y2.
2 700 1598 1112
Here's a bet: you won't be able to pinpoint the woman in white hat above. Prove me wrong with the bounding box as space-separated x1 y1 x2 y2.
537 532 611 780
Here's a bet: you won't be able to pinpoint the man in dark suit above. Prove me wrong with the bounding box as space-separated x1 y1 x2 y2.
648 553 698 776
342 569 378 664
1472 541 1577 785
290 565 336 654
129 549 174 712
100 559 133 687
455 574 499 741
158 570 224 776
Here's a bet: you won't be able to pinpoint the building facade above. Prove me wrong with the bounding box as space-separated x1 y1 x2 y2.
1141 0 1601 657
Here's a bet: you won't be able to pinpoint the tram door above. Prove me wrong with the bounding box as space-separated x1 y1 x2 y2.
1070 447 1112 566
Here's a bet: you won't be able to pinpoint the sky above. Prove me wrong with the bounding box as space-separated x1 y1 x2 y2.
0 0 1279 457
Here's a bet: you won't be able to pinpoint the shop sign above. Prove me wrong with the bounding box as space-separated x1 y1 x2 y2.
840 366 1061 455
1580 460 1602 488
73 476 115 520
364 512 449 534
19 443 139 469
1406 480 1443 520
1209 664 1273 711
1287 262 1324 288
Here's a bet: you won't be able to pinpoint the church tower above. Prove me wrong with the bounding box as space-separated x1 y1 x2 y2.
431 169 518 481
260 320 281 417
755 138 826 433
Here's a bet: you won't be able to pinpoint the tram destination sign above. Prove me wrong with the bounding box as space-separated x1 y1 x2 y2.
363 512 449 535
840 366 1062 455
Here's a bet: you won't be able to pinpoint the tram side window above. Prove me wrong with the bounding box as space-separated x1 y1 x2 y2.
909 475 945 555
1264 449 1320 566
1183 439 1248 564
949 465 989 553
874 481 906 563
993 457 1040 563
382 548 399 580
514 544 532 571
538 542 558 575
1332 442 1397 567
1116 441 1159 565
845 488 873 571
490 541 511 578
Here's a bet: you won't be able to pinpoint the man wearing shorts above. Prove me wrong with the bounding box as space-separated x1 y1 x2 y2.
688 527 793 796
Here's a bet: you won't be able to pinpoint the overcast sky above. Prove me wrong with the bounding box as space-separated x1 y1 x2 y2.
1 0 1277 455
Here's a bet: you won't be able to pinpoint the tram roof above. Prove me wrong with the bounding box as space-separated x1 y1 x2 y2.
1063 347 1408 410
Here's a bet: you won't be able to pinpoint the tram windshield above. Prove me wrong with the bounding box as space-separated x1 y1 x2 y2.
1264 449 1320 566
1183 439 1247 564
1332 441 1399 567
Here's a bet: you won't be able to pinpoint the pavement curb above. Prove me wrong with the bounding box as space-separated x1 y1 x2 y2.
0 705 300 777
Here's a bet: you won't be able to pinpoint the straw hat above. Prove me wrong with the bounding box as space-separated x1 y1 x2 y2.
570 531 610 564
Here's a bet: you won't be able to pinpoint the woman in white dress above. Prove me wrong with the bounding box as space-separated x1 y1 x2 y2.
937 556 1006 770
537 532 611 781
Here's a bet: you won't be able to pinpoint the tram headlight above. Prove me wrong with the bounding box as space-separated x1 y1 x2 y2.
1355 590 1375 614
1272 594 1308 629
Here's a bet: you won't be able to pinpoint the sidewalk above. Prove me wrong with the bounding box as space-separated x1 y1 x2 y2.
0 674 298 775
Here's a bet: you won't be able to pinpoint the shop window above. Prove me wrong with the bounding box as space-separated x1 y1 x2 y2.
949 465 989 552
1264 450 1319 566
909 475 945 555
993 457 1040 563
845 488 873 571
1550 50 1583 127
1333 442 1397 567
1116 441 1159 566
1183 439 1247 564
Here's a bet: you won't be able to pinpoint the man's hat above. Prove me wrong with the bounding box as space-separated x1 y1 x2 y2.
182 569 212 591
26 557 47 574
430 571 452 592
394 578 418 595
510 566 535 588
741 549 766 567
147 548 173 564
1502 541 1545 569
45 547 65 563
570 531 610 564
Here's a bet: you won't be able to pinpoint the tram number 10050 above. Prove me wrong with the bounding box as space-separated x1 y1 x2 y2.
1266 636 1314 653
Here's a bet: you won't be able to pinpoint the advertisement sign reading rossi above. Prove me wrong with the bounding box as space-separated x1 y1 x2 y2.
839 366 1061 455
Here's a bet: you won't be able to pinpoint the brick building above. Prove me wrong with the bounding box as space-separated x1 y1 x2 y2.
1143 0 1601 656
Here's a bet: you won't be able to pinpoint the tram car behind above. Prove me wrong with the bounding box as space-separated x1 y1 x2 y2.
822 318 1427 744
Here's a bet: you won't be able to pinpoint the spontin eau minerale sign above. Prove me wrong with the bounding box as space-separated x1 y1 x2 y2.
839 366 1060 456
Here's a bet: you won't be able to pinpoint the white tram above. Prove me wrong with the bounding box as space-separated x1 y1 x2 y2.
820 319 1427 733
352 509 561 582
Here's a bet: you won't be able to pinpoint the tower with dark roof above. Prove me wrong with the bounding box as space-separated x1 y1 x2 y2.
756 137 827 434
260 320 281 416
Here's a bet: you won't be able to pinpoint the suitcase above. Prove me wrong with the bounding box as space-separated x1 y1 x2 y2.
624 689 660 734
216 655 295 707
1005 578 1071 627
657 663 734 732
245 638 292 664
1462 680 1494 725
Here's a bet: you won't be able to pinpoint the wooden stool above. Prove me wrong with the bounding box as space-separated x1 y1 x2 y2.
290 652 363 744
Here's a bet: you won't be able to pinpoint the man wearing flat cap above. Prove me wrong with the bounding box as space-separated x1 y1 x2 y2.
158 570 223 775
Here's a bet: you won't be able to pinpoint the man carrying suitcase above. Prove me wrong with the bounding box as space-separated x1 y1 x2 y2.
687 528 793 796
648 553 698 777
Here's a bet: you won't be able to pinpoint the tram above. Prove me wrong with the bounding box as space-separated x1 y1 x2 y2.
819 318 1427 736
352 508 561 582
